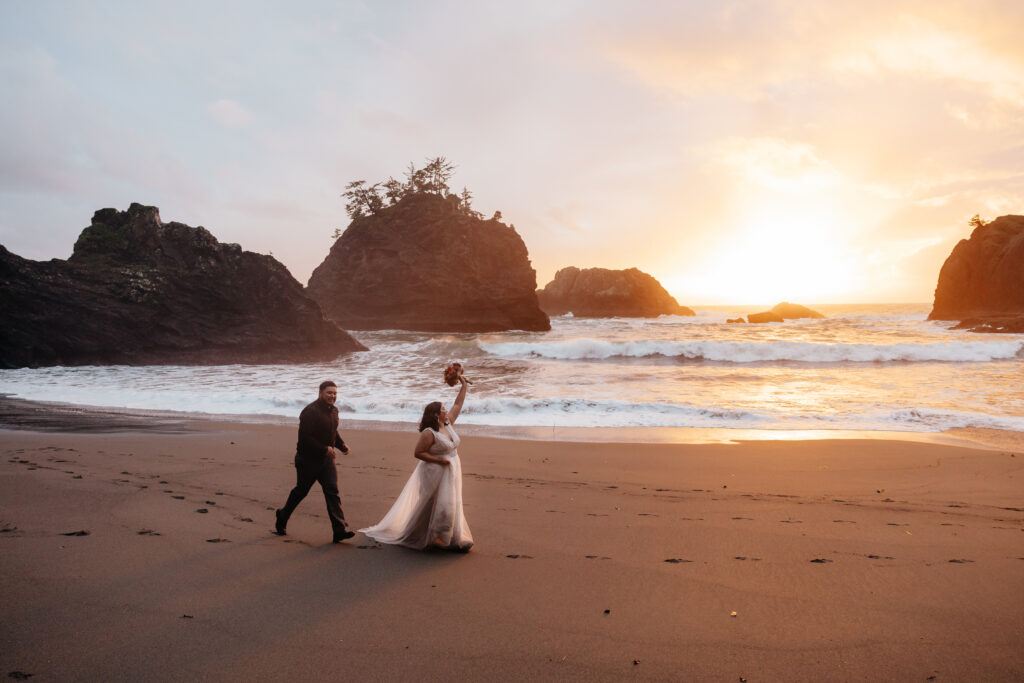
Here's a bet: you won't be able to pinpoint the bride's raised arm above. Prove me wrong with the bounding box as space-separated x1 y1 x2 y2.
447 374 469 424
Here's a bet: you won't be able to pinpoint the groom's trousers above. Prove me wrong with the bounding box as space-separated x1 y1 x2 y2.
279 451 347 533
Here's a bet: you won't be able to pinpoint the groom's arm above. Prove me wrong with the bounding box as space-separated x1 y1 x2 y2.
333 431 348 454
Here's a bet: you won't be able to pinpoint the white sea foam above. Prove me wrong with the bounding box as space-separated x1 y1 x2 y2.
480 338 1024 363
2 304 1021 436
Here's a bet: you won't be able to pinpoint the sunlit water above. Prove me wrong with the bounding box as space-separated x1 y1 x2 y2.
2 304 1022 435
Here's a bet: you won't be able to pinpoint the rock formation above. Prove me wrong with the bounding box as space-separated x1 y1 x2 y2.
307 192 550 332
771 302 825 319
0 203 366 368
929 215 1024 330
536 267 695 318
746 311 785 323
743 302 824 323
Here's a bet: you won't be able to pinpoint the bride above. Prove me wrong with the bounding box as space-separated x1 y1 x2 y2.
359 371 473 551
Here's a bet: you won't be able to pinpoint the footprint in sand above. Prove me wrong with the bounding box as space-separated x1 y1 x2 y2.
810 558 833 563
61 530 89 536
948 558 975 564
196 509 208 514
584 555 611 560
172 495 185 500
731 517 753 521
204 501 217 506
138 529 161 536
506 554 534 559
866 554 895 560
356 545 381 550
734 556 762 561
680 517 704 521
637 513 659 517
236 517 254 523
886 523 909 527
205 538 230 543
664 558 693 563
779 520 803 524
833 520 856 524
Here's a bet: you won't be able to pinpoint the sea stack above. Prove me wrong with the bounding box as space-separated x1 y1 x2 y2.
771 302 825 319
0 204 366 368
929 215 1024 331
307 192 550 332
536 266 695 318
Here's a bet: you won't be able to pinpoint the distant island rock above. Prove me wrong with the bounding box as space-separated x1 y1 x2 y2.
307 192 550 332
929 215 1024 332
771 302 825 319
0 203 366 368
746 311 785 323
743 302 824 323
536 267 695 318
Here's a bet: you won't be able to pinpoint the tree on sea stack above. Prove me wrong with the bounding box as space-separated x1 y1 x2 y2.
307 160 549 333
339 156 486 222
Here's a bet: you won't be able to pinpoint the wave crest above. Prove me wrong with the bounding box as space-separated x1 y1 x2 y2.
480 339 1024 363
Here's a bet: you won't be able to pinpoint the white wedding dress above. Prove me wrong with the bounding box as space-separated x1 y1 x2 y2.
359 424 473 551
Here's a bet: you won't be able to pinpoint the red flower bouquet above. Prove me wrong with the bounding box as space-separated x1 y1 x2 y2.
444 362 468 386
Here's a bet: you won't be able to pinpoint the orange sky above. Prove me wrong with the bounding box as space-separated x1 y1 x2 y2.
1 1 1021 304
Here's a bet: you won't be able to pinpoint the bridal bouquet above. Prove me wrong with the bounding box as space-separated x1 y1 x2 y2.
443 362 472 386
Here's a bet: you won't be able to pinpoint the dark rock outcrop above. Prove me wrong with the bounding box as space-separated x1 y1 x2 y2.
771 302 825 319
307 193 549 332
929 215 1024 324
536 267 695 318
0 203 366 368
747 311 785 323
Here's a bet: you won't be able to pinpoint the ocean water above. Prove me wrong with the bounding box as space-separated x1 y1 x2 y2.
2 304 1023 436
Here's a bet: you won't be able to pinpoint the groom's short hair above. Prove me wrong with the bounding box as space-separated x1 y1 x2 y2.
319 380 337 392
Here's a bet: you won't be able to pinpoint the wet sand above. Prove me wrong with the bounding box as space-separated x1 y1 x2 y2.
1 406 1022 681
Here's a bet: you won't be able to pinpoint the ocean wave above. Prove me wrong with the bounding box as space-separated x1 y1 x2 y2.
887 408 1024 432
480 338 1024 363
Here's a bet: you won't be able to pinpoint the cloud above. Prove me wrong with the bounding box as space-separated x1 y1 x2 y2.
209 99 253 127
712 137 841 191
829 16 1024 108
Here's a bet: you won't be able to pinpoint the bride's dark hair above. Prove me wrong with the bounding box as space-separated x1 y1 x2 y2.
418 401 443 432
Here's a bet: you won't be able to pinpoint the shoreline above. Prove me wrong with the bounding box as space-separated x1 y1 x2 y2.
1 394 1020 452
1 398 1022 680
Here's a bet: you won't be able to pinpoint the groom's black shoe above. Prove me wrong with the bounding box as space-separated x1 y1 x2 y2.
274 509 287 536
332 528 356 543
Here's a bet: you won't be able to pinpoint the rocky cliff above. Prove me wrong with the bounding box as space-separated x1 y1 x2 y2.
307 192 550 332
0 203 365 368
929 215 1024 322
536 267 695 318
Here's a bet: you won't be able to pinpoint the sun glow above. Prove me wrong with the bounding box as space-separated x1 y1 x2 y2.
678 205 861 305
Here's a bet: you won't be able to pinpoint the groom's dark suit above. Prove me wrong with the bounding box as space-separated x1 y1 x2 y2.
277 397 349 535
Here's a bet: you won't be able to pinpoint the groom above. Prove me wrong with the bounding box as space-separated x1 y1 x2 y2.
274 381 355 543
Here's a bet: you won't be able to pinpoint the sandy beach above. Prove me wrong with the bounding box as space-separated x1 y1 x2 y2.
1 405 1022 681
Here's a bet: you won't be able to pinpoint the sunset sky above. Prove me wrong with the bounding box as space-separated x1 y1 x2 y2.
1 1 1021 305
